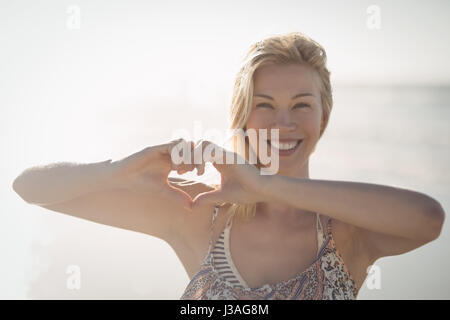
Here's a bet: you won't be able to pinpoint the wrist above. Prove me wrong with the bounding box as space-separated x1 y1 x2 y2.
96 159 123 190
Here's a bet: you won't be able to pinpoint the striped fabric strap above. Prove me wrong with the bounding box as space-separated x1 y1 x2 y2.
205 205 220 257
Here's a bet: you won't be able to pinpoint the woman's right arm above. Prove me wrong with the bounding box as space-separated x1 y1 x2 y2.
12 159 116 206
11 140 216 243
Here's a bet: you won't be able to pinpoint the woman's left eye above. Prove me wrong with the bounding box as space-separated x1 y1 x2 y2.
293 103 310 109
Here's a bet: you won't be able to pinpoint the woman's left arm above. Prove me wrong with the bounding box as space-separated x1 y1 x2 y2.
260 175 445 258
190 142 445 260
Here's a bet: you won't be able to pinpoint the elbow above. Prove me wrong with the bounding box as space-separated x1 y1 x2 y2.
12 175 31 204
12 175 21 195
423 200 446 242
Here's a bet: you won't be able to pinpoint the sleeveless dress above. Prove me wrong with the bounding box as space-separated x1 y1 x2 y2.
180 205 358 300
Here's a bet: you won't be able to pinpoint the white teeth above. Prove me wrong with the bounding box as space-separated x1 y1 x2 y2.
269 140 301 150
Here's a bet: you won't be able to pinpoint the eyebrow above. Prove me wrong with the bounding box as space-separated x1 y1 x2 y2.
253 92 316 100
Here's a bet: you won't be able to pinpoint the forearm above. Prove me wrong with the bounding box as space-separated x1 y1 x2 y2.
12 159 117 205
260 175 444 240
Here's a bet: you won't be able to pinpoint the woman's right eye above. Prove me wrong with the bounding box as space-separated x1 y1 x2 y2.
256 103 273 109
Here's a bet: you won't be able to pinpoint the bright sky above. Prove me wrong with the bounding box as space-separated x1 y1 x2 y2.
1 0 450 115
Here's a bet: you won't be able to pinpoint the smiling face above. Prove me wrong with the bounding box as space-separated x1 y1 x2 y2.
245 63 323 177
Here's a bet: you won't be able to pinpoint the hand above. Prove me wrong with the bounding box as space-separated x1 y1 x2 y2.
110 138 201 210
191 140 266 209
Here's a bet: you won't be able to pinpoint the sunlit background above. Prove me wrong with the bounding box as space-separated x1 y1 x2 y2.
1 0 449 299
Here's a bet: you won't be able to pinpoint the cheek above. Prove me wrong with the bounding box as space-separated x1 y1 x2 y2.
297 111 322 135
245 115 269 145
246 112 271 129
244 121 264 155
246 109 321 139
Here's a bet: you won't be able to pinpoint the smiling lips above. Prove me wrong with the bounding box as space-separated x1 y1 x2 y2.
267 139 303 155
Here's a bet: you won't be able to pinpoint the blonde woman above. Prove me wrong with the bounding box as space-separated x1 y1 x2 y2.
13 32 445 300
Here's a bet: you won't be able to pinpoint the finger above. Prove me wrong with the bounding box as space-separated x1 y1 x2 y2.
168 138 185 167
204 143 226 164
189 140 196 165
193 140 206 175
167 138 184 155
169 138 197 170
196 162 205 175
182 139 194 166
194 140 223 165
165 184 193 211
189 140 202 174
179 141 195 174
192 190 225 209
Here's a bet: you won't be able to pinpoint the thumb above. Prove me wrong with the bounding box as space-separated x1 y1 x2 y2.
192 190 225 209
163 184 194 211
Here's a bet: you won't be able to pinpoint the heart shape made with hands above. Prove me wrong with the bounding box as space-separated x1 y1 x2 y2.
172 139 265 209
169 139 241 209
112 138 262 211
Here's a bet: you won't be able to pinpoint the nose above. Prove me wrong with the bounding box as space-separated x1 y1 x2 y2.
272 109 297 132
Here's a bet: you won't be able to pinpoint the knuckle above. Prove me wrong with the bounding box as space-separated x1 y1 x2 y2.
172 138 186 148
203 140 213 145
170 137 183 144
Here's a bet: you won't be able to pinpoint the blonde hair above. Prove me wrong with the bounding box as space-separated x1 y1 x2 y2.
225 31 334 223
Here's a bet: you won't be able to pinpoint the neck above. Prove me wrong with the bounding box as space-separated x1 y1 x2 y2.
249 156 313 225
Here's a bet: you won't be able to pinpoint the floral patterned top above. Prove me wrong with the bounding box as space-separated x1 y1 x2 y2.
180 205 358 300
